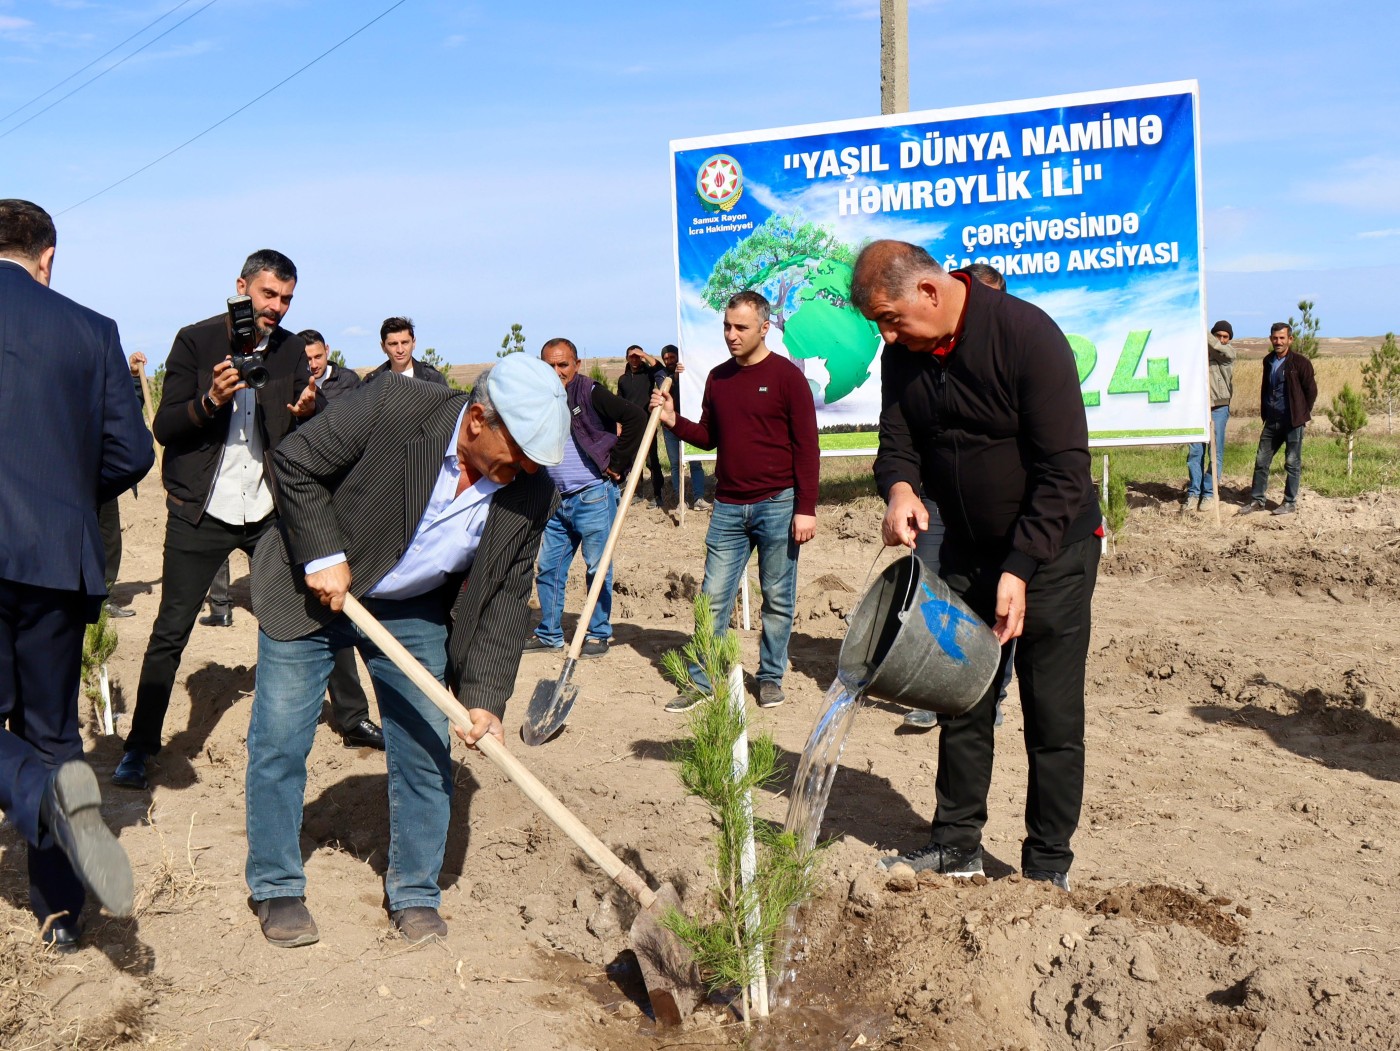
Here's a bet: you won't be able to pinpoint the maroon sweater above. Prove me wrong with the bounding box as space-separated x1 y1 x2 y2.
670 351 820 517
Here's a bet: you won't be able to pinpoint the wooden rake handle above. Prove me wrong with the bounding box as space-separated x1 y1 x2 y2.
562 377 672 662
339 594 656 907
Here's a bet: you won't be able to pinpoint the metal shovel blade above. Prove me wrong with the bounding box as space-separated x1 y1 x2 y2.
629 881 703 1027
521 658 578 746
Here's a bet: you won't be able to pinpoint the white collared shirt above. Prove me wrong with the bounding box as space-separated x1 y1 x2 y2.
204 336 275 526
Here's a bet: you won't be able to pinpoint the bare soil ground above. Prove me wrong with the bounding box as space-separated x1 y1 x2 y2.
3 473 1399 1050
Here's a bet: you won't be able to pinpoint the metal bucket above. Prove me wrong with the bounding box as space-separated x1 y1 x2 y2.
837 554 1001 715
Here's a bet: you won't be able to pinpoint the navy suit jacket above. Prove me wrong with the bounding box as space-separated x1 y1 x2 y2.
0 260 154 605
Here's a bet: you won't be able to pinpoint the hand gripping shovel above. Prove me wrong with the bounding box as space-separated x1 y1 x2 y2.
522 376 672 746
340 593 702 1025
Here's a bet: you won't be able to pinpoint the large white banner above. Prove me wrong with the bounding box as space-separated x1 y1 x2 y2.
671 81 1209 448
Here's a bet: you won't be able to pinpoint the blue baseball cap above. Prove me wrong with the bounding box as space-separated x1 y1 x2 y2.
484 353 569 467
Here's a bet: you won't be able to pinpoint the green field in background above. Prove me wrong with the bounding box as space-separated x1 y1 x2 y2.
682 431 877 457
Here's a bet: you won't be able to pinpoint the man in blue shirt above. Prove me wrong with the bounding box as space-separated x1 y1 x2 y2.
525 338 646 658
244 355 567 950
1240 322 1317 517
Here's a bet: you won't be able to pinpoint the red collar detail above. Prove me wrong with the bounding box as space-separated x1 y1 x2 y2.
930 271 971 359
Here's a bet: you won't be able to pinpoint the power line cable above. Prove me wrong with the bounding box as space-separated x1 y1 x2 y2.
58 0 412 217
1 0 220 141
0 0 198 126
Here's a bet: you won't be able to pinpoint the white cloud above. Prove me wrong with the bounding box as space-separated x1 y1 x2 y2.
1212 252 1314 273
1296 156 1400 212
1357 228 1400 240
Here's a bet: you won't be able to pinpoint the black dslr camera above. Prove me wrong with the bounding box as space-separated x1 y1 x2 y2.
225 295 270 389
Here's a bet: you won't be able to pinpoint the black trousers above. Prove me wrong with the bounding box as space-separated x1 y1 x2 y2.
98 498 122 587
206 559 231 615
644 432 665 502
931 534 1099 873
127 512 276 755
0 580 89 924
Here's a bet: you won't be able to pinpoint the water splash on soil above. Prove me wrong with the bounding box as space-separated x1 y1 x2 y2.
772 677 868 1001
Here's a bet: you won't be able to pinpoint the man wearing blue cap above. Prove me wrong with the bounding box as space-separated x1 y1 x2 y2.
244 354 567 949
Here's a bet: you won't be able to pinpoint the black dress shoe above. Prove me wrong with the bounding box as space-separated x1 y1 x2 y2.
111 750 149 790
42 920 83 953
199 611 233 627
40 761 134 917
103 602 135 619
341 718 385 750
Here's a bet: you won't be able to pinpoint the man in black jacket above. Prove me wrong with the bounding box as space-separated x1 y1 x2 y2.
851 240 1100 891
615 345 666 507
1239 322 1317 517
363 317 448 386
524 337 647 658
114 250 315 790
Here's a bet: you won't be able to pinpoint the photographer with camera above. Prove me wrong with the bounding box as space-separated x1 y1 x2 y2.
114 250 315 790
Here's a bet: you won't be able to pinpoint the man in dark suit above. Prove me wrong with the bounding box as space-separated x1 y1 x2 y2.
295 328 383 750
245 354 567 948
113 250 317 790
0 199 154 948
363 316 449 386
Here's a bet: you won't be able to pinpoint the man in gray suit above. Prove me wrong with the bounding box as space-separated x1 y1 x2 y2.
245 354 567 949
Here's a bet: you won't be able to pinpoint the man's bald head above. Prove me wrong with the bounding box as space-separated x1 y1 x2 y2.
849 240 946 313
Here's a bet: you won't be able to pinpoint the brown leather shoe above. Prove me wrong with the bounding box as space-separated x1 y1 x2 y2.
392 906 447 945
256 897 319 948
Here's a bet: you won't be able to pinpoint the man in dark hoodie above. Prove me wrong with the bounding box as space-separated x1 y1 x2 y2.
851 240 1101 892
523 338 646 658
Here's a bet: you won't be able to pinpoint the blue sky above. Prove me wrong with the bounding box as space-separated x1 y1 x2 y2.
2 0 1396 368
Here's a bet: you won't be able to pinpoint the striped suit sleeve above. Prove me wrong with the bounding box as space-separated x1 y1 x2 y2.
272 379 387 566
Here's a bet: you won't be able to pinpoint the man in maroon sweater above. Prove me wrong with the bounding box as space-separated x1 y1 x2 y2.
651 290 819 710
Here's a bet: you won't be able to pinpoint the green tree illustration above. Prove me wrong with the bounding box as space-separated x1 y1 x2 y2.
701 213 855 328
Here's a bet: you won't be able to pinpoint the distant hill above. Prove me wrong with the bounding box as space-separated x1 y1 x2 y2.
350 356 630 388
1231 336 1389 359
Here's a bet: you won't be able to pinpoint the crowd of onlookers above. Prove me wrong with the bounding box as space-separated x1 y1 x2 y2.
6 189 1318 966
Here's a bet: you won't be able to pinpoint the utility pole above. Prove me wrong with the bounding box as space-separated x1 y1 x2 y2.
880 0 909 115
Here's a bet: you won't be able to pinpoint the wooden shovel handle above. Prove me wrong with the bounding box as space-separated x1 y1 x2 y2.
137 369 156 432
340 594 656 908
562 377 671 662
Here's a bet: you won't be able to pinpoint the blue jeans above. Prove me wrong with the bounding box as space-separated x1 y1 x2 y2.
1250 419 1304 505
692 489 799 690
1185 405 1230 499
245 593 452 912
663 429 707 503
534 481 619 647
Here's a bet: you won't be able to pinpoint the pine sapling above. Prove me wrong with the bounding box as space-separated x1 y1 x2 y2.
661 597 818 1015
1325 382 1368 479
82 608 119 725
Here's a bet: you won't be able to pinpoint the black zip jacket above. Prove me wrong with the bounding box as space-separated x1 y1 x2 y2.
364 357 448 386
153 314 309 524
874 279 1100 582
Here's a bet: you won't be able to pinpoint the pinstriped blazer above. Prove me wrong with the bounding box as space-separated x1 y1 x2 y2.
251 375 557 719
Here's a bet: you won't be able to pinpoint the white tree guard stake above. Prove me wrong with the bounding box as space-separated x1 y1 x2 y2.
729 663 769 1019
98 664 114 736
1101 453 1110 555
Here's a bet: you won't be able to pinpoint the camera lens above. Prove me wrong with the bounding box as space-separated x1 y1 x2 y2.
242 362 270 390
